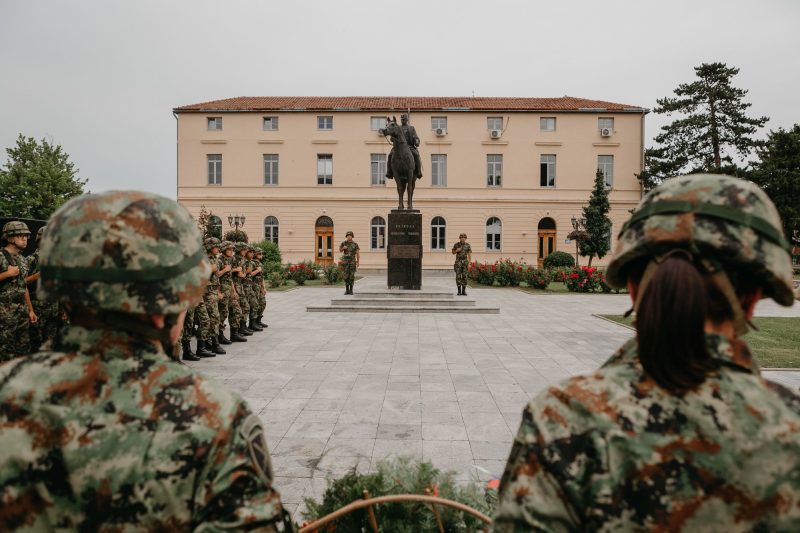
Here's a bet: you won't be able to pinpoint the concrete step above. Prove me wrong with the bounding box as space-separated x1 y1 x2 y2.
353 290 455 299
307 304 499 314
331 297 475 307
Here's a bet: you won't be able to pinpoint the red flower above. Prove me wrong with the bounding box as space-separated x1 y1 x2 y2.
570 273 579 279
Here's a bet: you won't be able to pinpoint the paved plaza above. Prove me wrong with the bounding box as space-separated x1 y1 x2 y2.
188 274 800 518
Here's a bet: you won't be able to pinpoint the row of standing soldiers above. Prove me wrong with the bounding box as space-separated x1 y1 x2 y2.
0 222 67 362
179 238 268 361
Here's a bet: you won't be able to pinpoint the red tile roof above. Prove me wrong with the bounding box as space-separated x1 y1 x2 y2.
174 96 646 113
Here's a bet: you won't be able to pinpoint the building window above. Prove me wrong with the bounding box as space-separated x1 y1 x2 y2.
263 154 279 185
487 117 503 131
486 217 501 251
371 216 386 250
540 117 556 131
318 116 333 130
207 154 222 185
431 154 447 187
371 154 387 186
598 117 614 132
370 116 387 130
431 216 446 250
264 216 279 245
598 155 614 187
431 116 447 131
207 117 222 131
487 154 502 187
317 154 333 185
263 116 279 130
209 215 222 239
540 154 556 187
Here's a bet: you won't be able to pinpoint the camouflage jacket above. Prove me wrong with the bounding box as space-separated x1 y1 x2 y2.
452 242 471 267
0 247 28 303
206 254 221 293
0 326 291 531
339 241 359 265
492 334 800 532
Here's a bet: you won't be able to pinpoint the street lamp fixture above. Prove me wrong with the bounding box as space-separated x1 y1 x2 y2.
569 216 586 267
228 213 246 231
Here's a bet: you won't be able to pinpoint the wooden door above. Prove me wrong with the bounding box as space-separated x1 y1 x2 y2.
537 229 556 268
315 228 334 267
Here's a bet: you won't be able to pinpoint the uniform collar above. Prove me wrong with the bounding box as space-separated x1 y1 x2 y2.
55 325 168 361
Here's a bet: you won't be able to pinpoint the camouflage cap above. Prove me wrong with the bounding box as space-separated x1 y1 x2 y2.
38 191 211 314
203 236 221 252
607 174 794 306
220 240 234 252
2 220 31 239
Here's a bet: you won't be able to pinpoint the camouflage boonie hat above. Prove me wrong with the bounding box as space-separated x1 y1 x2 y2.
607 174 794 306
38 191 211 314
2 220 31 239
220 240 234 252
203 236 221 252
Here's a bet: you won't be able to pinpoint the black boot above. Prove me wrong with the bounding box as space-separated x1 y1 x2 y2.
349 283 354 295
210 337 226 355
240 322 253 336
182 339 200 361
457 285 462 295
195 338 215 357
218 332 232 345
230 325 247 342
249 318 263 332
462 285 467 296
258 315 268 328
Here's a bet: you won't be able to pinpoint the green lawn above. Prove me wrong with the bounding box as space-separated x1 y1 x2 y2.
598 315 800 369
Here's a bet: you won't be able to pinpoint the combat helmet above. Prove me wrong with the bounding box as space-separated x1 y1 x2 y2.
607 174 794 330
220 240 234 253
2 220 31 241
38 191 211 316
204 236 221 252
234 241 248 253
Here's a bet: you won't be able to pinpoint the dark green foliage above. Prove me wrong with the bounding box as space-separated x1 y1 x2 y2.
522 267 551 289
195 205 218 239
252 240 282 264
301 259 319 280
323 263 342 284
224 229 248 243
649 62 768 176
302 456 494 532
749 125 800 242
579 171 612 266
542 251 575 269
0 135 87 218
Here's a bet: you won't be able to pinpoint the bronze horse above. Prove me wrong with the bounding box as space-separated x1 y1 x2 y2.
380 118 417 210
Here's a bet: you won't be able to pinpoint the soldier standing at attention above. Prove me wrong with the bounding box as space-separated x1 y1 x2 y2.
245 246 262 332
452 232 472 296
202 237 225 355
220 241 246 343
25 226 62 351
233 242 253 337
492 175 800 531
254 249 268 328
0 221 37 360
0 191 292 530
339 231 360 295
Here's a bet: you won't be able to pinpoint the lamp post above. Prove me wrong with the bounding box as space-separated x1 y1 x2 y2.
228 213 246 232
570 216 585 267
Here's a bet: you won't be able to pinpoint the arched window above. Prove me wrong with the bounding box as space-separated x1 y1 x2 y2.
208 215 222 239
371 216 386 250
431 216 446 250
486 217 501 251
264 216 279 245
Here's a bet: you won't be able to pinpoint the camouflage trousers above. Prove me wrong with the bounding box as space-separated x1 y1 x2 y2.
246 283 259 320
256 279 267 316
182 303 210 342
0 302 31 362
30 299 61 352
454 263 468 285
235 281 249 327
342 262 356 284
203 291 221 340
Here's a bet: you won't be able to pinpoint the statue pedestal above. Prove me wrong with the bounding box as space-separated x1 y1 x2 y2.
387 210 422 290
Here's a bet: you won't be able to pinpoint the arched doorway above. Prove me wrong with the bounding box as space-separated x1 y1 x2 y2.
537 217 556 267
315 216 334 266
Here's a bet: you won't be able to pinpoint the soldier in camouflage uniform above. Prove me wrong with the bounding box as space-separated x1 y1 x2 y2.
255 249 269 328
202 236 226 355
245 246 263 332
493 174 800 531
339 230 360 295
0 221 38 360
233 242 254 337
219 241 246 343
452 232 472 296
25 225 63 351
0 191 292 530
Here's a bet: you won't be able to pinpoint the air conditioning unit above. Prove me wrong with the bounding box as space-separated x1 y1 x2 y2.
600 127 613 137
435 127 447 136
490 129 502 139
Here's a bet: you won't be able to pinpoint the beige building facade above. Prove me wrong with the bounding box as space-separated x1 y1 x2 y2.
174 96 647 269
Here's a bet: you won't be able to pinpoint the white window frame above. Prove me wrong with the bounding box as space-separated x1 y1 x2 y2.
431 216 446 251
371 216 386 250
540 117 556 132
598 155 614 188
263 154 279 186
598 117 614 132
540 154 556 188
431 154 447 187
317 154 333 185
487 117 503 131
264 216 279 245
431 116 448 130
263 116 279 131
207 117 222 131
207 154 222 185
487 154 502 187
370 153 387 186
486 217 502 251
370 116 387 130
317 116 333 130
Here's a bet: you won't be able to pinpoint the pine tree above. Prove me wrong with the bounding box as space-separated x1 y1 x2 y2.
579 170 612 266
648 62 768 179
0 134 87 218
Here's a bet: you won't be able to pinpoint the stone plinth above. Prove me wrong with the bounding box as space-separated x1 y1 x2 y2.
387 210 422 290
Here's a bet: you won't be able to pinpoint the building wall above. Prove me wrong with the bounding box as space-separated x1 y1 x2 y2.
177 109 645 268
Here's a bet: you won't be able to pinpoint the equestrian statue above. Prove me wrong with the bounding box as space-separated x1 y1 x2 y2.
380 114 423 210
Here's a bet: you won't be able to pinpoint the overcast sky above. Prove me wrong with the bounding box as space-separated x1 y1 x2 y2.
2 0 798 198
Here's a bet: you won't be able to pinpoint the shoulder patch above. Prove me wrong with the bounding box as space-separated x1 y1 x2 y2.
239 413 273 485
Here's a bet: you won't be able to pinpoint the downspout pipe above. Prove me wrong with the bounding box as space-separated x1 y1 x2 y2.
173 111 179 201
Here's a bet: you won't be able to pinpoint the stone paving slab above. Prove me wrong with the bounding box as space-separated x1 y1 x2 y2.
187 274 799 519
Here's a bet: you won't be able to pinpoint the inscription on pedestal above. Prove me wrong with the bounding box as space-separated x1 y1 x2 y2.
387 210 422 290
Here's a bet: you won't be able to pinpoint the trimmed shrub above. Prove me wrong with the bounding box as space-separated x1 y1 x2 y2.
323 264 343 284
252 240 281 264
468 262 496 286
549 266 571 284
522 267 551 290
268 271 285 288
565 266 605 292
543 251 575 269
224 229 248 243
301 259 319 280
494 258 525 286
287 263 314 285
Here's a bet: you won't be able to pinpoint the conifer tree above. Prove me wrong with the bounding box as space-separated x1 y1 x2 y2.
579 170 612 266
